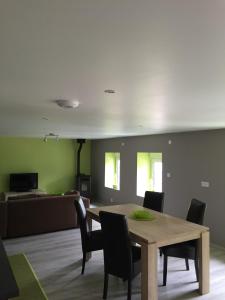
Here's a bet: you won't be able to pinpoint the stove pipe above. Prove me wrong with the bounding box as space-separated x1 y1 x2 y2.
76 139 86 175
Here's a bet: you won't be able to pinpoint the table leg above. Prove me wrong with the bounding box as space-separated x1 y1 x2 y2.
86 216 92 261
198 231 210 295
141 242 158 300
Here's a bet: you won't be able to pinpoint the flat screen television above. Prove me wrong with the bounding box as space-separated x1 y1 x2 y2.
9 173 38 192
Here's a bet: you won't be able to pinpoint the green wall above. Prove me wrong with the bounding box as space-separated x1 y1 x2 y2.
0 137 91 194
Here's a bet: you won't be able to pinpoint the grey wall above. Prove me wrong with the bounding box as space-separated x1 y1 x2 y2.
91 129 225 246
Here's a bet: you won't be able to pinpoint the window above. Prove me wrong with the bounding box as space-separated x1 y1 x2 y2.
105 152 120 190
136 152 162 197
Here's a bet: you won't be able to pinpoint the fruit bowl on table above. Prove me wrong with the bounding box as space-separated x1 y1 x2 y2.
130 209 155 221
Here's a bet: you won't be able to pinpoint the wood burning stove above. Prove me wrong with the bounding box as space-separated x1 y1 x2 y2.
76 139 91 198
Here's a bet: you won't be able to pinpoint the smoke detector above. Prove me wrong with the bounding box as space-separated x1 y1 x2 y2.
55 99 80 109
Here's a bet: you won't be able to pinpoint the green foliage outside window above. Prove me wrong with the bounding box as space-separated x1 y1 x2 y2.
105 152 120 190
137 152 162 197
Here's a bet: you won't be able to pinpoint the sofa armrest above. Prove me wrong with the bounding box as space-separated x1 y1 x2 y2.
0 202 7 238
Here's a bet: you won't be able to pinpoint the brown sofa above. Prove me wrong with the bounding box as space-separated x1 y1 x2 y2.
0 193 90 239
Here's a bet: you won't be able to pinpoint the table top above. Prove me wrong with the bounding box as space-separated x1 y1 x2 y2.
87 203 209 247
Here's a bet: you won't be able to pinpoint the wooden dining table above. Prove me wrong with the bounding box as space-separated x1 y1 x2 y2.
87 203 210 300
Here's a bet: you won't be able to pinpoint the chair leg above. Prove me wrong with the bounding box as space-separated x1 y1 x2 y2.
127 277 132 300
163 255 168 286
185 258 189 271
81 252 86 275
194 258 199 282
103 272 109 299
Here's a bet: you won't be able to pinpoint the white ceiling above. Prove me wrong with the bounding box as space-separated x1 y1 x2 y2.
1 0 225 139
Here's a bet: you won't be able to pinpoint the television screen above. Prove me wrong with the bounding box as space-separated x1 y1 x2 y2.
9 173 38 192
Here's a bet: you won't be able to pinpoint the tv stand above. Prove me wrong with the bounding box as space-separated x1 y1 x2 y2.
3 190 46 201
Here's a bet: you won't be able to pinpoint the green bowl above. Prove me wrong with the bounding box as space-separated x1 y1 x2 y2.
130 209 155 221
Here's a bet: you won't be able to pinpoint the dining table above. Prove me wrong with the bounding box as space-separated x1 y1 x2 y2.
87 203 210 300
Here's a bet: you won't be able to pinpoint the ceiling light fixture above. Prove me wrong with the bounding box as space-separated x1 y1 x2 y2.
44 133 59 142
104 89 116 94
55 99 80 109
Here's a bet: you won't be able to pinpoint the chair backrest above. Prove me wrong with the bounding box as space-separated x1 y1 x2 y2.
186 198 206 225
99 211 132 279
74 197 89 249
143 191 164 212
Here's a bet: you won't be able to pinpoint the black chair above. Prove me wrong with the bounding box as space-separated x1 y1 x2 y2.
162 198 206 286
143 191 164 213
74 197 103 274
99 211 141 300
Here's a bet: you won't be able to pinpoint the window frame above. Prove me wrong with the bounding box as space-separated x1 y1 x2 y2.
136 152 162 197
104 152 120 191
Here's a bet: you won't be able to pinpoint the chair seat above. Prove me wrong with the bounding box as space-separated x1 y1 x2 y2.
162 241 197 260
87 229 103 252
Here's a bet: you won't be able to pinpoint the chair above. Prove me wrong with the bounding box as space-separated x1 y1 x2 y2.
162 198 206 286
99 211 141 300
143 191 164 212
74 197 103 274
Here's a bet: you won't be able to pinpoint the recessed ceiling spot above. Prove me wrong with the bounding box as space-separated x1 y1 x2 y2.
55 99 80 109
104 89 116 94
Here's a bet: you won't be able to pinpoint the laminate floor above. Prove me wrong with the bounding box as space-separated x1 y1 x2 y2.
4 222 225 300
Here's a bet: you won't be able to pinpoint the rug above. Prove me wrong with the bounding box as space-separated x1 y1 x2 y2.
8 254 48 300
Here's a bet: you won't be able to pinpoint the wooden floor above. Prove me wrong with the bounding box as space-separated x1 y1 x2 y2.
4 222 225 300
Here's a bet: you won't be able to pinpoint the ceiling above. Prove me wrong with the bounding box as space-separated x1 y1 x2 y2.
1 0 225 139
